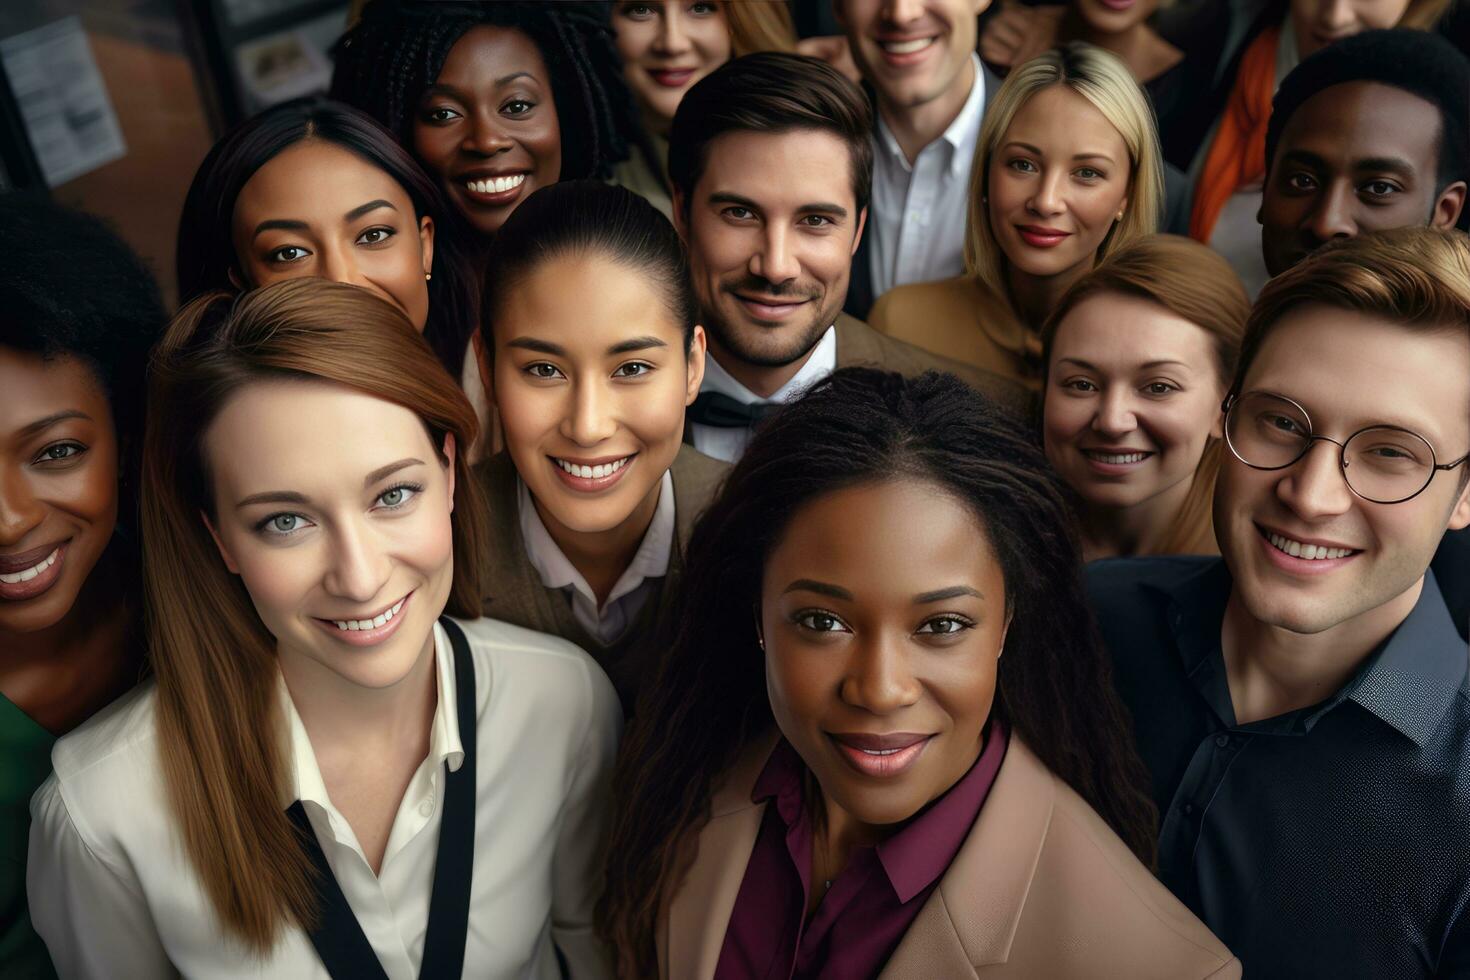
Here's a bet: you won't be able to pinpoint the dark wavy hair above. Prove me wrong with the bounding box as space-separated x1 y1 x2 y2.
330 0 632 181
175 96 476 379
599 368 1159 976
0 193 166 555
481 180 697 351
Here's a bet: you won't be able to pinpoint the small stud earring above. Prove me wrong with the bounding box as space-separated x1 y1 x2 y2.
425 272 433 281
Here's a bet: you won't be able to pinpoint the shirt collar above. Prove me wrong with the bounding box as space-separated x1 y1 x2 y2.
700 325 838 407
751 718 1009 904
277 620 464 813
517 468 676 611
1158 559 1467 746
874 52 986 178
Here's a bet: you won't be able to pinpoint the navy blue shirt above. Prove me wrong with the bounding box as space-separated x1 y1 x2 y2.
1089 557 1470 979
1433 528 1468 641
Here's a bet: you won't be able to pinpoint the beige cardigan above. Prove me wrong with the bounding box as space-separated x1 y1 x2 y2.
657 734 1240 979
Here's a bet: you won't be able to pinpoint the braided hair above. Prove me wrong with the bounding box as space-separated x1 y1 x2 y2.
599 368 1160 977
331 0 632 182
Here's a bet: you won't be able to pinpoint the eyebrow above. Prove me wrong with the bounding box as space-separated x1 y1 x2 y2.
608 336 668 355
1058 357 1192 371
253 218 309 238
506 336 671 357
20 409 91 438
344 199 397 223
423 71 536 100
235 458 425 510
1279 149 1417 176
915 585 984 603
1003 141 1116 164
707 191 849 220
782 579 853 600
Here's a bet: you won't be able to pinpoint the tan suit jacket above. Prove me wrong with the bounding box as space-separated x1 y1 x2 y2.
868 275 1040 396
473 444 728 711
658 734 1240 980
835 311 1032 418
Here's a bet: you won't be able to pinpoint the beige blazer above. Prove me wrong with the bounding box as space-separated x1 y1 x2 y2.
868 275 1041 395
835 311 1033 419
658 734 1240 979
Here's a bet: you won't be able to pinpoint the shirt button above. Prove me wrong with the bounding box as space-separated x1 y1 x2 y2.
418 800 434 818
1215 734 1231 748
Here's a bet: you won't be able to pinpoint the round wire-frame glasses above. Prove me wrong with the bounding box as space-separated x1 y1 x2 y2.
1222 390 1470 505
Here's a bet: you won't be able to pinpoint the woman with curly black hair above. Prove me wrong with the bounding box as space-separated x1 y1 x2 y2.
0 194 165 979
331 0 635 247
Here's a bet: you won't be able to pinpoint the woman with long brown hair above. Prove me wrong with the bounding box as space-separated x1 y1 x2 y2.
1042 235 1248 559
27 279 619 978
599 368 1237 978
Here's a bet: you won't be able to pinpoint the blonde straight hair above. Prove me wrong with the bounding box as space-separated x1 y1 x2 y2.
964 43 1164 301
143 278 487 950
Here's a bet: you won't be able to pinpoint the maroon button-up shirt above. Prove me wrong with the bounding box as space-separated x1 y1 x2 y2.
713 720 1010 980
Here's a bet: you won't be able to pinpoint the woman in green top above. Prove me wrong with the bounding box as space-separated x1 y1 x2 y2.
0 196 164 977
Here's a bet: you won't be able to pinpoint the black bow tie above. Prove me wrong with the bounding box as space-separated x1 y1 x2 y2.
686 390 785 429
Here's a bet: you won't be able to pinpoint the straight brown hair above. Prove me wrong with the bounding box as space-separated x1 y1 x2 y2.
143 277 487 949
1042 234 1249 555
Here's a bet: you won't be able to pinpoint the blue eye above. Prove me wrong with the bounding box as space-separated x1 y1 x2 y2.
376 483 421 509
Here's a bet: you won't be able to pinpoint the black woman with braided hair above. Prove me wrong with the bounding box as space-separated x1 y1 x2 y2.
331 0 636 254
599 367 1239 979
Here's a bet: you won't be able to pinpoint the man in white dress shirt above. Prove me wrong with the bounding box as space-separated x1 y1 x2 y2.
668 52 1027 462
837 0 996 317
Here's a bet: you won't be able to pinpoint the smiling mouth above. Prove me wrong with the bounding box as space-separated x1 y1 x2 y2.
554 456 632 480
0 547 60 584
1260 527 1359 561
1083 449 1153 465
829 732 933 777
328 594 408 632
465 174 524 194
878 36 937 55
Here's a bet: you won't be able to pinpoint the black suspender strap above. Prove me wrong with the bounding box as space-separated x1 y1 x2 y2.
286 616 478 979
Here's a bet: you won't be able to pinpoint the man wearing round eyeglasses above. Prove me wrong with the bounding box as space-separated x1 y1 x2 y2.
1088 227 1470 978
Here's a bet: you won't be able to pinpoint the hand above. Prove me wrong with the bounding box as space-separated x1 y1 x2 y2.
795 34 862 85
978 1 1064 71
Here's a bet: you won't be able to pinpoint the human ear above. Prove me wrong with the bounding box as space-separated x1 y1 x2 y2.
1448 475 1470 531
441 432 457 513
419 215 436 276
227 266 245 291
685 325 708 405
1431 182 1467 229
201 511 240 575
851 206 868 258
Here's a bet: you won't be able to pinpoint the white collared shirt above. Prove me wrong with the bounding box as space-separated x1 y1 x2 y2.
518 469 675 645
868 53 987 299
28 618 621 979
690 325 839 463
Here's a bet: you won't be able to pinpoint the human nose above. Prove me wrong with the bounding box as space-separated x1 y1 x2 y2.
881 0 926 26
0 464 44 547
321 518 391 603
318 243 368 290
1304 181 1357 245
461 111 514 157
749 223 799 285
1316 0 1355 31
1275 439 1355 521
840 632 922 715
655 4 692 54
1028 170 1065 217
1090 388 1138 437
561 380 619 447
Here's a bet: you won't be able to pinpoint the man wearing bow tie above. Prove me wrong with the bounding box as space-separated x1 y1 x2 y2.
669 52 1026 462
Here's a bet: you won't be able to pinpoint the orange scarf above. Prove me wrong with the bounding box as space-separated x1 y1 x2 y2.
1189 23 1281 243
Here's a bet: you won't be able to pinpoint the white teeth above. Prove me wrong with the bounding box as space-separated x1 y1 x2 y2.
555 456 631 480
466 174 526 195
881 37 934 54
0 549 59 585
1266 531 1354 561
332 597 406 632
1088 451 1149 464
860 747 902 756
